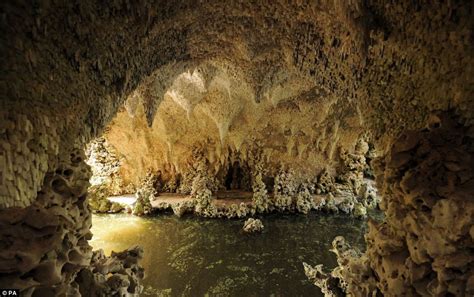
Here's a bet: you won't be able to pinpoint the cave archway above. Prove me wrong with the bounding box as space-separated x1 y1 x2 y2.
224 161 245 191
1 1 473 295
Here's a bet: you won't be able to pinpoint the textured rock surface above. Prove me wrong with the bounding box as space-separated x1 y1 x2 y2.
0 149 143 295
85 137 126 193
307 114 474 296
88 184 124 214
366 113 474 296
242 218 264 233
0 148 92 295
304 236 379 296
1 0 473 295
75 246 144 296
132 171 156 216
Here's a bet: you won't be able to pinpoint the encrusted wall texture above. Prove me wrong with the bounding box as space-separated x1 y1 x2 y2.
1 0 473 295
304 113 474 296
367 113 474 295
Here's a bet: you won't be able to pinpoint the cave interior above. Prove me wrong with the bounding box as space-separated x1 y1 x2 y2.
0 0 473 296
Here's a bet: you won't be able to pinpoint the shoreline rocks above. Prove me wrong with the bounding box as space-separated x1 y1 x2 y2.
242 218 264 233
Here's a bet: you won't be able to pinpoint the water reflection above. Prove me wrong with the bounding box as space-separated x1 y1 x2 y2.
90 212 381 296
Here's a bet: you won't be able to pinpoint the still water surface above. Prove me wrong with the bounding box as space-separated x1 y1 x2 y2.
90 212 381 296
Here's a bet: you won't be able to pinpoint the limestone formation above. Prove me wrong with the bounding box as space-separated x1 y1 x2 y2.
1 0 473 295
242 218 264 233
88 184 124 214
304 236 379 297
85 137 125 193
308 113 474 296
331 243 379 296
132 171 156 216
171 201 195 218
191 159 216 217
252 170 270 213
366 113 474 296
0 148 143 295
0 148 92 295
75 246 144 296
296 184 314 214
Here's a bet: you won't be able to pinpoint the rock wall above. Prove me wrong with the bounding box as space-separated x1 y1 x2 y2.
367 113 474 296
102 70 370 188
1 0 473 295
85 137 125 193
0 147 90 295
0 148 143 295
306 113 474 296
0 111 60 208
304 236 379 296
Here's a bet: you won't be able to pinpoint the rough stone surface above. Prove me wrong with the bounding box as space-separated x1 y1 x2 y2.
1 0 473 295
85 137 127 193
132 171 156 216
88 184 124 214
0 148 91 295
304 236 379 296
307 113 474 296
367 113 474 296
75 246 144 297
242 218 264 233
0 149 143 295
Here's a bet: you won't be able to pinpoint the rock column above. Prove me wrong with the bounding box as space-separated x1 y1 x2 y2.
368 113 474 296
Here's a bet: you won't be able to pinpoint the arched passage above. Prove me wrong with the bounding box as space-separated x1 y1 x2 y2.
1 1 473 295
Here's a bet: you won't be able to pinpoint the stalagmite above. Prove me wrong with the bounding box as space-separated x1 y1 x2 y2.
242 218 264 233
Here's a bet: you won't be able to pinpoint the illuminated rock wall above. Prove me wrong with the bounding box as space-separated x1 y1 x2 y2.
305 113 474 296
1 0 473 295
